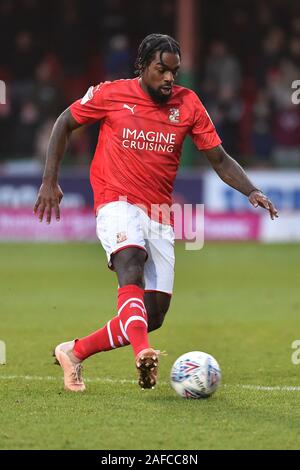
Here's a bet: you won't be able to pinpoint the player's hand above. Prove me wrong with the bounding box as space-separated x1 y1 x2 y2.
248 189 279 220
33 182 64 224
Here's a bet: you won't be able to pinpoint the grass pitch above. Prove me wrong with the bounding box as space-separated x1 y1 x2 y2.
0 242 300 450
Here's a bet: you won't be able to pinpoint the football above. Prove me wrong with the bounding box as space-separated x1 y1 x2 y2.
170 351 221 398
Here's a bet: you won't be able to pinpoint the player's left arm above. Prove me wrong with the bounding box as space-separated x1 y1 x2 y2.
204 145 279 220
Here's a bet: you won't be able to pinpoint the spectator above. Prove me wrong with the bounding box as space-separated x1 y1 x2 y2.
1 0 300 168
203 41 242 154
252 90 274 165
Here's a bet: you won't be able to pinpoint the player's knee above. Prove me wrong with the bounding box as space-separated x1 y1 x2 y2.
113 248 146 288
120 264 145 288
148 314 164 332
148 303 170 332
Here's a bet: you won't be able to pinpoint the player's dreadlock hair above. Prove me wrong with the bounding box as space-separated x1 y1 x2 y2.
135 34 181 75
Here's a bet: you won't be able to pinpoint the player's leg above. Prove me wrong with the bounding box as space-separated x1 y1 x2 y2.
59 246 157 391
142 213 175 331
69 257 171 361
112 246 152 358
54 202 157 391
112 246 160 389
112 245 146 288
144 291 172 332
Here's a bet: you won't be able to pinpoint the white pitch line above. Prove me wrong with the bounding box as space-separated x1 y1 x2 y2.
0 375 137 385
238 385 300 392
1 375 300 391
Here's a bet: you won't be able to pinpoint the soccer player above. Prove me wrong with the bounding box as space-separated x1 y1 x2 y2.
34 34 278 392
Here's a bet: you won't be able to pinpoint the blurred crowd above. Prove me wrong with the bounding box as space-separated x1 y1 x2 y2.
201 0 300 167
0 0 300 168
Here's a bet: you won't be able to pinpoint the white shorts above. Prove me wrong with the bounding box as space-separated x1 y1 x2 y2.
96 201 175 294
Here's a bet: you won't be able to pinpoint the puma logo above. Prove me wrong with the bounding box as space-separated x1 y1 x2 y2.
129 303 146 316
123 104 136 114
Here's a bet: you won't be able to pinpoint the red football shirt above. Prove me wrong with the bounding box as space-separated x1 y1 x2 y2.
70 78 221 223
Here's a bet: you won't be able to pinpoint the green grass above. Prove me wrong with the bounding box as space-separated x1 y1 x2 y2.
0 242 300 450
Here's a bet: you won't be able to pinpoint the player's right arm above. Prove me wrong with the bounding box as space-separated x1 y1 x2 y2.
34 81 109 224
34 109 82 224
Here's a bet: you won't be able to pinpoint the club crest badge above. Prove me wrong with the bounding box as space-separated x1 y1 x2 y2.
169 108 180 123
116 232 127 244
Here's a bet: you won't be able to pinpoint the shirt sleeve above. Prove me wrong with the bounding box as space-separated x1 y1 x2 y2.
70 82 110 125
190 94 222 150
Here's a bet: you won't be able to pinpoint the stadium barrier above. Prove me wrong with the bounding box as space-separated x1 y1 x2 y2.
0 171 299 242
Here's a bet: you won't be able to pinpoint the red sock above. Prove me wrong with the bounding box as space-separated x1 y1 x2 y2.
73 285 150 360
73 315 129 361
117 284 150 356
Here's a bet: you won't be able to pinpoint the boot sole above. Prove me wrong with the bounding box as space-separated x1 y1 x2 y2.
136 354 158 389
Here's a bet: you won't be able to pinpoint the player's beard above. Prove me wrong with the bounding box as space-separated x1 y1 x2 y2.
146 84 172 104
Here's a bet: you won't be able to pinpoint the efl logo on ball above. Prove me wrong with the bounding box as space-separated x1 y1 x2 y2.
170 351 221 398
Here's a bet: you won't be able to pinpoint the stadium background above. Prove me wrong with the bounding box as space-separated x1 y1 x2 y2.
1 0 300 451
0 0 299 242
